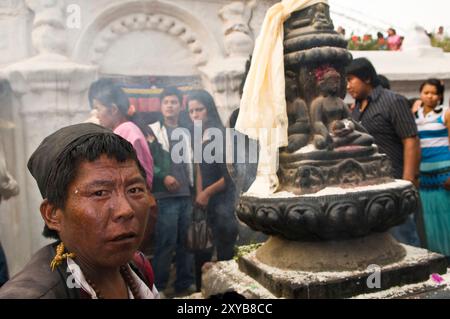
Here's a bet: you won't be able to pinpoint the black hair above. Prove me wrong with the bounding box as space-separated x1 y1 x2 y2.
186 89 224 131
43 134 146 239
88 78 130 117
345 57 380 87
160 86 183 105
420 78 445 107
388 28 396 35
229 108 240 128
378 74 391 90
239 55 252 98
131 112 162 137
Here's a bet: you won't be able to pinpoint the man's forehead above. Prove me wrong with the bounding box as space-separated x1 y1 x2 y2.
162 95 180 102
75 156 142 180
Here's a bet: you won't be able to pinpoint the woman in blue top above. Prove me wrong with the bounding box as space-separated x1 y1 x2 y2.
415 79 450 259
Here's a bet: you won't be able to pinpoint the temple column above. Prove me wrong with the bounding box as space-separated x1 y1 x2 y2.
0 0 97 274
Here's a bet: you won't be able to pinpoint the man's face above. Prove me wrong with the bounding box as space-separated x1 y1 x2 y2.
57 155 151 269
160 95 181 121
346 75 371 100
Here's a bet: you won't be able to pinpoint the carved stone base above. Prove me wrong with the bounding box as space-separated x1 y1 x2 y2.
236 180 418 241
201 243 449 299
237 238 448 299
278 147 393 195
255 233 406 272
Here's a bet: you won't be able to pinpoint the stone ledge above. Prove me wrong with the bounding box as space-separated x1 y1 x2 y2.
238 244 447 298
202 245 449 299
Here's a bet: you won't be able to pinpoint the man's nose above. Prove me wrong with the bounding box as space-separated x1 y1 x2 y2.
112 192 135 221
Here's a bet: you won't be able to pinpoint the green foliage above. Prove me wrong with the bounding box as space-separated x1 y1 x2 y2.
347 35 388 51
347 34 450 52
234 243 263 261
431 37 450 52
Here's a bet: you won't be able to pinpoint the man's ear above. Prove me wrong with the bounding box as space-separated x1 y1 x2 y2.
111 104 121 116
40 199 63 233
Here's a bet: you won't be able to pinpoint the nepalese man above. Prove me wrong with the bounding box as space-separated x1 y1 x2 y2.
0 123 159 299
148 87 195 296
346 57 423 248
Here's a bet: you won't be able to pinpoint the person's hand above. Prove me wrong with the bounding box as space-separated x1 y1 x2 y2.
412 99 422 113
163 176 180 193
444 177 450 191
403 174 419 188
195 191 210 208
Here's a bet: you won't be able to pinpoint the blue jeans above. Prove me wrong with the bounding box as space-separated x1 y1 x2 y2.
390 214 421 247
152 197 194 292
0 242 9 287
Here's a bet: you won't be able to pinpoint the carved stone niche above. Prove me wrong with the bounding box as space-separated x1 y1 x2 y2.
279 152 394 195
278 2 386 195
283 2 350 108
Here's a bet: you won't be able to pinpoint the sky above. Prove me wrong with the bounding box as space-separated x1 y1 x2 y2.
328 0 450 36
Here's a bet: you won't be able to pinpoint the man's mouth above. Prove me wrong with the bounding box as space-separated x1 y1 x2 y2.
111 232 137 242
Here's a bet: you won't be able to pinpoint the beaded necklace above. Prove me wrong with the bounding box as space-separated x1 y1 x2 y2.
84 265 142 299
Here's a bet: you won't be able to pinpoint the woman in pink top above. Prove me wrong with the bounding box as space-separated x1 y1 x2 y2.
387 28 402 51
88 79 154 189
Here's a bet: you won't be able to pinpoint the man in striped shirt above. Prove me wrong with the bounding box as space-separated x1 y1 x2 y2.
346 58 422 247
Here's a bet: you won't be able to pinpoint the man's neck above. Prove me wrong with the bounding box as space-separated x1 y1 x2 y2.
164 117 178 128
71 251 128 299
358 86 374 112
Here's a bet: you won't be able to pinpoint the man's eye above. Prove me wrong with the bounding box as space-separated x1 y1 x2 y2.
128 187 145 194
93 190 107 197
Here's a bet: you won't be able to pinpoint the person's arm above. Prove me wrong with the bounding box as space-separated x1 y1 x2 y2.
132 139 154 190
402 136 421 187
444 109 450 190
390 95 421 186
148 139 180 192
195 164 203 195
196 177 226 208
445 109 450 146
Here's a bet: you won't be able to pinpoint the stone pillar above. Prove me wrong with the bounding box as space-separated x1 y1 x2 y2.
2 61 96 272
0 0 97 274
203 0 256 125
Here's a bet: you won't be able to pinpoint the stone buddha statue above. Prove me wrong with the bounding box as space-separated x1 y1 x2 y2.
310 65 373 150
277 2 391 195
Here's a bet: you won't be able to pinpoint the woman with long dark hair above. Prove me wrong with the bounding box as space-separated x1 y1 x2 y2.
186 89 238 291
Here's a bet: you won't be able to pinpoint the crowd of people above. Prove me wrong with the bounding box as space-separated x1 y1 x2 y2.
0 80 244 299
338 26 448 51
346 58 450 254
0 54 449 299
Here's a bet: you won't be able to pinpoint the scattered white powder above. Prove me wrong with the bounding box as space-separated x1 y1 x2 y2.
244 180 412 199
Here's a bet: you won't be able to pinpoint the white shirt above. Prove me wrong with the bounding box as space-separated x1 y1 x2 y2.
66 257 160 299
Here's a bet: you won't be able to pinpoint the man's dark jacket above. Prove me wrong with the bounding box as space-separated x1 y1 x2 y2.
0 243 153 299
